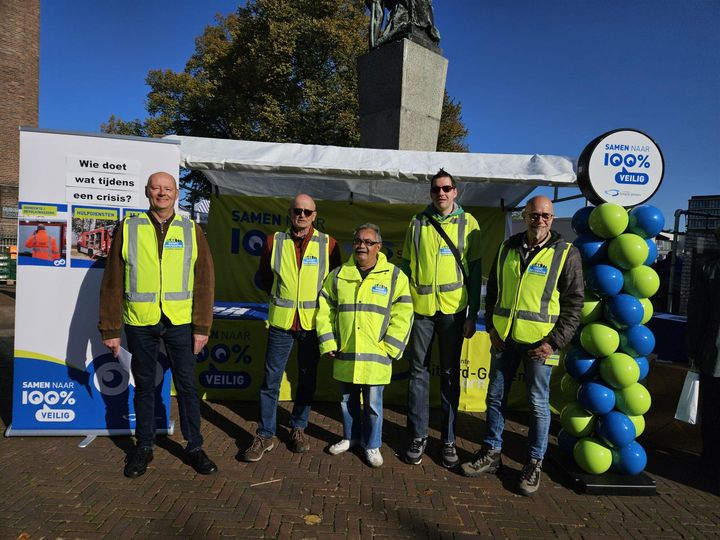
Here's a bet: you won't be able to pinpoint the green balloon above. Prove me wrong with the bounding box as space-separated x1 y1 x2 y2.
639 298 653 324
573 437 613 474
599 352 640 389
623 266 660 298
608 233 650 270
615 383 652 415
561 373 581 402
560 401 596 437
580 322 620 357
589 203 629 239
581 292 603 324
628 414 645 437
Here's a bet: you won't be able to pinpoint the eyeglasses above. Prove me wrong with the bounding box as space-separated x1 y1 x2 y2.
292 208 315 217
527 212 554 221
352 238 380 247
431 185 455 194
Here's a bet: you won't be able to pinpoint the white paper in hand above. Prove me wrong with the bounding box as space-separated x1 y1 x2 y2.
117 346 135 388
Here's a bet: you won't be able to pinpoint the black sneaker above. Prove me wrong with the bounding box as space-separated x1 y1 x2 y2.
187 448 218 475
442 442 459 469
404 437 428 465
518 458 542 496
124 447 153 478
459 446 502 477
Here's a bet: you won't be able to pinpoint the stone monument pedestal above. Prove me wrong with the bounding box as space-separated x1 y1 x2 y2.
357 38 448 151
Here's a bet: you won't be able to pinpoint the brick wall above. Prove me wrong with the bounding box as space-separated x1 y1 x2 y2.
0 0 40 242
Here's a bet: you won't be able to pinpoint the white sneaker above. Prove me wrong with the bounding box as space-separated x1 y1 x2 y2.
328 439 358 455
365 448 383 467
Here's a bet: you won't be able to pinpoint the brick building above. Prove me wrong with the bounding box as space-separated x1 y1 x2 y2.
0 0 40 245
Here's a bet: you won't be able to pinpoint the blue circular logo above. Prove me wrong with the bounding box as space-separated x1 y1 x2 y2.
243 230 266 256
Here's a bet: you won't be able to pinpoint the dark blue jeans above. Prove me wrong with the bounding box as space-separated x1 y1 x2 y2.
257 326 319 438
406 311 465 444
125 320 203 452
483 340 553 460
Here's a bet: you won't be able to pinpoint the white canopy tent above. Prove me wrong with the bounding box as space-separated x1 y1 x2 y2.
170 135 578 209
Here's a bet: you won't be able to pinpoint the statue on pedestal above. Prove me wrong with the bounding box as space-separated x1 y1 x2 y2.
366 0 441 50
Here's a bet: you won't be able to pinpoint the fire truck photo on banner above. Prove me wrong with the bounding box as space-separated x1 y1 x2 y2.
70 205 119 268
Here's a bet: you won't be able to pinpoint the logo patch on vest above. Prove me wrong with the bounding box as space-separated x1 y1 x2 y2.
371 284 388 295
439 246 453 256
164 238 184 249
528 263 548 276
302 255 319 266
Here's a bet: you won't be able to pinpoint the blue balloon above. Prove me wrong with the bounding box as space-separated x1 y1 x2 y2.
586 264 624 298
634 356 649 380
596 411 637 447
605 294 644 329
628 205 665 239
644 239 658 265
572 206 595 236
564 348 600 381
578 381 616 415
557 428 578 458
611 441 647 475
574 233 608 264
619 325 656 357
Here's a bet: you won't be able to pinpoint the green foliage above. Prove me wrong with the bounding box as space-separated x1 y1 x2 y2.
437 91 469 152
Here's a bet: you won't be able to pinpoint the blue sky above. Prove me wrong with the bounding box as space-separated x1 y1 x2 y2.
40 0 720 223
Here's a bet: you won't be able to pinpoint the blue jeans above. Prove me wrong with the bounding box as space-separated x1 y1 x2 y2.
125 320 203 452
257 326 319 438
406 311 465 444
483 340 553 460
339 382 384 450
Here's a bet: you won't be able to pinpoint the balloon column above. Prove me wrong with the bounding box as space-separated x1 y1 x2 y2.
560 203 664 476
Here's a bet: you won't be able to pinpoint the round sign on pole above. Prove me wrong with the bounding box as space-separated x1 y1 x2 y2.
577 129 664 207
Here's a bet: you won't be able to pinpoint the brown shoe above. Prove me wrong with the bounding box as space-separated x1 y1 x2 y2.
290 428 310 453
242 435 276 462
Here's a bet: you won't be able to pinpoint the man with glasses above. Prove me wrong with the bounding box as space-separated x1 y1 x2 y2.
242 194 341 461
317 224 413 467
402 169 483 468
460 195 583 496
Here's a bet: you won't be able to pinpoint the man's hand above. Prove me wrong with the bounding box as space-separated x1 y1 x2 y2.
327 351 337 358
528 341 554 362
103 337 121 358
463 319 477 339
193 334 209 356
488 328 505 351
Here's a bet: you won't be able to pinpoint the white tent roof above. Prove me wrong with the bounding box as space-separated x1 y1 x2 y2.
170 135 577 208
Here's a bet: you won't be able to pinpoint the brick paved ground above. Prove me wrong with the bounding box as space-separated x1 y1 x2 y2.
0 292 718 538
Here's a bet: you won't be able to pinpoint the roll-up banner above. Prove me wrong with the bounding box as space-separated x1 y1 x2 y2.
7 129 180 436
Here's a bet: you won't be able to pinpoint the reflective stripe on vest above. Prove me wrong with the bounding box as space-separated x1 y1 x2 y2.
123 214 196 325
492 240 570 344
268 229 329 330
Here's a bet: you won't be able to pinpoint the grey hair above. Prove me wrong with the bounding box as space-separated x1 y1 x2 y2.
353 223 382 243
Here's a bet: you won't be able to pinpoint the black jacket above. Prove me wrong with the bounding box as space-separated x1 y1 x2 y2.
485 230 584 350
686 255 720 377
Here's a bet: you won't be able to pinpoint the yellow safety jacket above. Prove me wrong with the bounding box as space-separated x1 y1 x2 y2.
404 210 479 316
268 229 329 331
316 253 414 385
492 239 572 344
122 214 197 326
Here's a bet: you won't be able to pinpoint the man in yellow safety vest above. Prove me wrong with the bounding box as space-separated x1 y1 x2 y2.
317 223 414 467
460 196 583 496
402 169 483 469
242 194 341 461
99 171 217 478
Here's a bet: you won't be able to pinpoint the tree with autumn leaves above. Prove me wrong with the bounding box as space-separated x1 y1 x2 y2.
103 0 469 195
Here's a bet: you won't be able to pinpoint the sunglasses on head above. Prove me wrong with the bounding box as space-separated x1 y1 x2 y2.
431 185 455 194
292 208 315 217
352 238 380 247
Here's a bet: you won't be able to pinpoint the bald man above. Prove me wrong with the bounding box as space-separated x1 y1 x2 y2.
99 172 217 478
460 196 583 496
242 194 341 462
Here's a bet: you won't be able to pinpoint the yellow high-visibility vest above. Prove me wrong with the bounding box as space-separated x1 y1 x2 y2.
122 214 197 326
405 211 479 315
316 252 414 385
492 240 571 344
268 229 329 331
